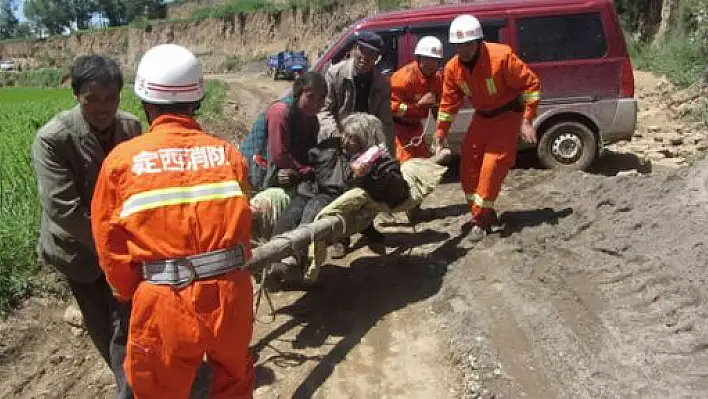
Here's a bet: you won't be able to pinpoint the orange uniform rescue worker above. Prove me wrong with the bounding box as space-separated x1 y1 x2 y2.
91 44 255 398
434 14 541 239
389 35 444 163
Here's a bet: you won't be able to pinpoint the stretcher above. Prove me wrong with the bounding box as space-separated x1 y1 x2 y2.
247 152 450 279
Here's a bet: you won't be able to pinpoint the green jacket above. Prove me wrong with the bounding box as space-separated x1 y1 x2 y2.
31 106 142 282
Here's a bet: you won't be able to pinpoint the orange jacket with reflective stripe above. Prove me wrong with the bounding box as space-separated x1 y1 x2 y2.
91 114 252 301
435 42 541 139
390 61 443 122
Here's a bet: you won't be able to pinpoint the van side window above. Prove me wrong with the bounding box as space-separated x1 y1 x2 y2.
376 32 400 75
411 24 503 62
517 13 607 62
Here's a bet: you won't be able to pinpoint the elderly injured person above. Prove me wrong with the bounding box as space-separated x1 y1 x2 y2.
267 112 409 284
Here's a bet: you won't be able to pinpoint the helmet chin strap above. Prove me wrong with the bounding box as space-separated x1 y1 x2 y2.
142 102 155 125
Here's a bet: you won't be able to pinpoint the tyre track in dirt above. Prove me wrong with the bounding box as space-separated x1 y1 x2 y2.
415 159 708 398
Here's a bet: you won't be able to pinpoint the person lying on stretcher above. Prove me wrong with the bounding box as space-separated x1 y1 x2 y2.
267 112 409 286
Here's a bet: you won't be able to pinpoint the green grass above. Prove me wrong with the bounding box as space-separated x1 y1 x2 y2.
624 0 708 90
222 55 242 72
0 69 67 88
627 33 707 88
0 89 69 312
377 0 406 11
0 81 226 313
190 0 340 20
627 29 708 126
191 0 287 19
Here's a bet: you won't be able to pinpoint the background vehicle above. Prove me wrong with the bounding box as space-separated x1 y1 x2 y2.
267 50 309 81
311 0 637 171
0 60 16 71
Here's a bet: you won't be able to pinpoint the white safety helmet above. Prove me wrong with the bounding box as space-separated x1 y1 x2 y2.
134 44 205 104
449 14 483 44
414 36 444 59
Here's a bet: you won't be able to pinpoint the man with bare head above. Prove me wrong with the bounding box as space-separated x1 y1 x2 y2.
31 55 141 399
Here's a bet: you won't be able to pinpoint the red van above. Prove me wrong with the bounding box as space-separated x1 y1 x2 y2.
312 0 637 171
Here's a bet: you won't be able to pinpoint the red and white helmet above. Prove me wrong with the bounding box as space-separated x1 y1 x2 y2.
449 14 483 44
414 36 444 59
134 44 205 104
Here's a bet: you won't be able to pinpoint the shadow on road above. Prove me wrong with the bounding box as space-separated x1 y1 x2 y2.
248 226 472 397
514 149 652 176
498 207 574 237
348 227 450 253
588 149 652 176
442 148 652 177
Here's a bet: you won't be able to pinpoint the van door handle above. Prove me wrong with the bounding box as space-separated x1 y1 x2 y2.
540 96 596 105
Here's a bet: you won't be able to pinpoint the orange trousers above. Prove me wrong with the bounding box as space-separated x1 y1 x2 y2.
125 270 254 399
394 122 430 163
460 112 522 228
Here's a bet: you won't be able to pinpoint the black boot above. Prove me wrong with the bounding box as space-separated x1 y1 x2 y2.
330 236 351 259
361 223 385 243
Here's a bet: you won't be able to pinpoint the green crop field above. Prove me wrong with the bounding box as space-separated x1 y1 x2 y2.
0 82 226 313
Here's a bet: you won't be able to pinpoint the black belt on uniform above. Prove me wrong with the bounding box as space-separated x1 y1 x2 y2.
476 96 524 119
142 245 247 288
393 116 422 127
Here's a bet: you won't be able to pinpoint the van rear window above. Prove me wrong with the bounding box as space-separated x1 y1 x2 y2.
517 13 607 62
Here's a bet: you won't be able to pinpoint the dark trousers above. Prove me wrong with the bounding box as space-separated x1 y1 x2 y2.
68 276 133 399
272 193 336 260
273 193 336 236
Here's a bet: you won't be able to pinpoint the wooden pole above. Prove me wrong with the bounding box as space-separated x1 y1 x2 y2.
247 215 346 273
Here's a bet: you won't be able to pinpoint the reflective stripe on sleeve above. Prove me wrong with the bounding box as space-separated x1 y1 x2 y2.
438 111 455 123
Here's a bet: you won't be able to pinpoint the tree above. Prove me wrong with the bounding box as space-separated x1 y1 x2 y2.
94 0 126 27
94 0 165 27
13 22 33 38
24 0 73 35
23 0 96 35
0 0 19 39
70 0 95 30
615 0 708 47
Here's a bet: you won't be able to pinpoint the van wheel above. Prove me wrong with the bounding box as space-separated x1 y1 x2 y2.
537 120 597 171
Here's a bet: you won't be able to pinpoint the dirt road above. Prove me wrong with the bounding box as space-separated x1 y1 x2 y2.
422 164 708 398
1 71 707 398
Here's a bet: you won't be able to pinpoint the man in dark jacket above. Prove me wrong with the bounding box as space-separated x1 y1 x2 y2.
319 31 396 255
31 55 141 399
320 31 395 159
